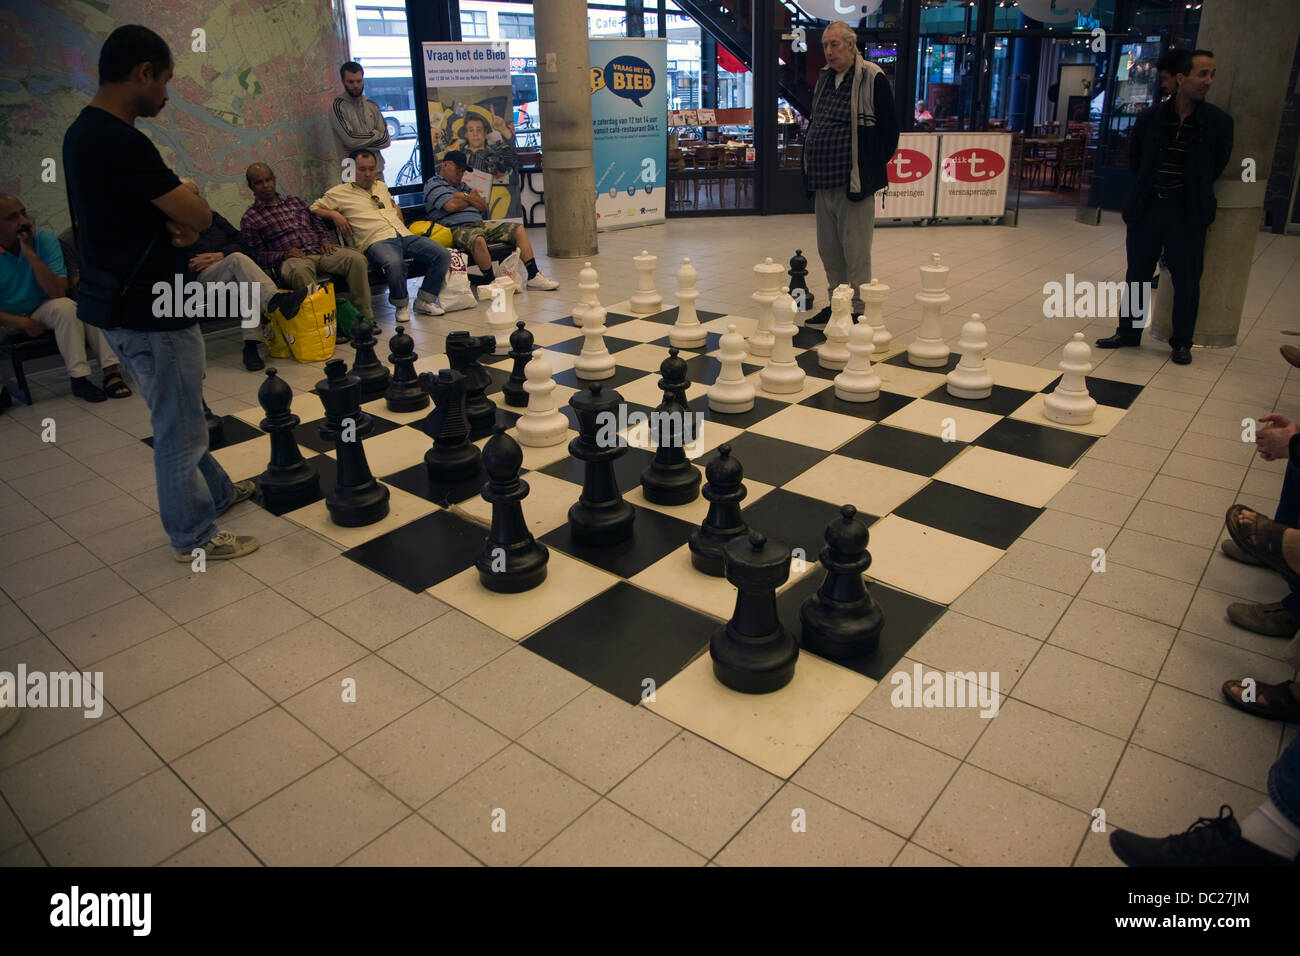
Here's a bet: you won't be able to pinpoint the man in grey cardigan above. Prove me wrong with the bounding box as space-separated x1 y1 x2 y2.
331 61 391 177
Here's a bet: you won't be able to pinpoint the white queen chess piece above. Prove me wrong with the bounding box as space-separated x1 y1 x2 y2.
859 277 893 352
708 323 756 413
515 352 570 447
946 313 994 400
818 284 854 370
1043 332 1097 425
574 302 616 381
748 256 782 357
759 288 805 394
908 253 951 368
670 257 707 349
835 320 881 402
630 250 662 314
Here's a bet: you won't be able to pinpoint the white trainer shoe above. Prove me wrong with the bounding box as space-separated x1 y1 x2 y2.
415 299 445 316
395 305 410 323
527 271 560 291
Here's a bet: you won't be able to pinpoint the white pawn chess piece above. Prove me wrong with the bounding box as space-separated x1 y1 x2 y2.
946 313 994 400
908 252 951 368
670 257 707 349
515 352 570 447
818 284 854 370
859 277 893 352
835 321 881 402
1044 332 1097 425
630 250 662 314
574 302 615 380
759 288 805 394
748 256 782 357
708 323 756 414
485 276 517 355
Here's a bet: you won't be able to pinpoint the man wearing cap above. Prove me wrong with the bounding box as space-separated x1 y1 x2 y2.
422 150 558 291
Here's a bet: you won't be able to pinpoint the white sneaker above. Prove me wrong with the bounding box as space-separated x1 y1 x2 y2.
415 299 445 316
395 305 410 323
527 271 560 291
175 530 260 563
501 251 527 292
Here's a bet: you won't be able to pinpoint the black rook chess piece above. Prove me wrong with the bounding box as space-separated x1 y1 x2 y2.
476 427 549 592
711 531 799 694
689 444 748 576
640 347 701 506
254 368 320 509
567 383 636 545
420 368 482 481
446 331 499 438
316 359 390 526
349 317 391 400
788 248 813 313
502 321 534 408
385 324 429 412
799 504 884 660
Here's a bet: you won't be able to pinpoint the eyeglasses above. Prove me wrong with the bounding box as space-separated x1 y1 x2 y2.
370 195 384 209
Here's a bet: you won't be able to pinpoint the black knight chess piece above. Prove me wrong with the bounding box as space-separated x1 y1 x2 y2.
315 358 389 526
385 324 428 412
640 347 701 506
420 368 482 481
446 330 499 438
567 382 636 545
254 368 319 509
711 531 799 693
788 248 813 313
799 504 885 660
476 427 549 592
349 317 391 400
502 321 534 408
689 444 748 576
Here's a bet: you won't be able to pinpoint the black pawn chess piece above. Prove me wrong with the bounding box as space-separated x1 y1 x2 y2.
788 248 813 313
202 397 224 446
502 321 534 408
315 358 390 526
476 427 549 592
711 531 799 694
420 368 482 481
567 382 636 546
689 444 748 576
385 324 428 412
254 368 320 509
349 317 391 400
799 505 885 660
640 347 701 506
446 331 498 438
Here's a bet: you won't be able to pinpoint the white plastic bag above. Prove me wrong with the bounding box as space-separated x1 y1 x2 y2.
441 249 477 312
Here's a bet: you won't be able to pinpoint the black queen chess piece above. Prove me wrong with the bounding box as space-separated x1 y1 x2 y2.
446 331 499 438
420 368 482 482
567 382 636 545
799 504 885 660
640 347 702 506
348 317 391 401
788 248 813 314
475 427 549 592
254 368 319 509
502 321 534 408
385 324 429 412
711 531 799 693
315 359 389 526
689 444 748 576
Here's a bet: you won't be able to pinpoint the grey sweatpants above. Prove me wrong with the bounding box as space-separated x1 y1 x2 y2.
815 188 876 314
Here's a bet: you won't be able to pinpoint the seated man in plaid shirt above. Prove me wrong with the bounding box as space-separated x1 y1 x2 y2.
239 162 373 325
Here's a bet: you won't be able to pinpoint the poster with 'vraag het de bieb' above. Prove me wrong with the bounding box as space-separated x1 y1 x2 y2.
590 37 667 231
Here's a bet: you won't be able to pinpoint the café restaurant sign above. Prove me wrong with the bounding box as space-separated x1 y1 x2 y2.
801 0 1093 21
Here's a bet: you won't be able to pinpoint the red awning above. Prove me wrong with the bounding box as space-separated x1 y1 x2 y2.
717 47 749 74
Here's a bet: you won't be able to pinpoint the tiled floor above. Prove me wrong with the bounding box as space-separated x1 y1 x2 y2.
1 207 1298 866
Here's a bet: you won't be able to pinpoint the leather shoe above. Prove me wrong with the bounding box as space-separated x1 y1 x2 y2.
1095 333 1140 349
1171 346 1192 365
1281 344 1300 369
1226 600 1298 638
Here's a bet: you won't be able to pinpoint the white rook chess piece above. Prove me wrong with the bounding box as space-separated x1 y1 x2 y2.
859 277 893 352
818 284 854 370
485 276 517 355
1044 332 1097 425
759 288 805 394
835 321 881 402
574 302 615 380
670 257 707 349
946 313 993 400
630 250 662 314
748 256 782 357
709 323 756 414
516 352 569 447
908 253 951 368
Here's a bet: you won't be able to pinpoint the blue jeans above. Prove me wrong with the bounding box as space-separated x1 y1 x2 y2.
103 325 234 552
1275 462 1300 623
1270 732 1300 827
364 235 449 307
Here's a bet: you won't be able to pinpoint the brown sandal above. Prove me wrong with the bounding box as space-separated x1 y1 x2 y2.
102 371 131 399
1222 679 1300 722
1224 505 1300 589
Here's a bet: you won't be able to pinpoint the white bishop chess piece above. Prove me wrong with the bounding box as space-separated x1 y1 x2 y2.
670 257 707 349
574 302 615 381
574 260 602 325
516 352 570 447
908 253 951 368
759 288 805 394
630 250 662 314
818 284 854 370
946 314 993 400
835 320 881 402
1043 332 1097 426
708 323 756 414
859 277 893 352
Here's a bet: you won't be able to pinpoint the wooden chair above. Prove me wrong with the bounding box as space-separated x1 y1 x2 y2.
721 147 749 206
689 145 722 207
1056 135 1086 189
1011 132 1044 189
667 147 692 210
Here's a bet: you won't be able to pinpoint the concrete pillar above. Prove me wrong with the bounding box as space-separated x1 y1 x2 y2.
1149 0 1300 347
534 0 598 258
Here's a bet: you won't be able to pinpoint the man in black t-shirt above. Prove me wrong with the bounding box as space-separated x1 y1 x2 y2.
63 25 260 563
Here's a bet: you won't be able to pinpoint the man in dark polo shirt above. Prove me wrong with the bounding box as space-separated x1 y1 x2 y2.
63 25 259 563
1096 50 1234 365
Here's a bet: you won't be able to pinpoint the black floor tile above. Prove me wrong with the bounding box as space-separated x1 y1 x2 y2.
893 480 1042 549
342 508 482 592
383 460 486 506
792 326 825 350
798 387 915 422
1040 374 1144 409
679 353 760 386
478 365 513 395
795 348 845 381
973 417 1097 467
922 383 1040 417
884 351 960 374
143 415 261 451
553 364 653 391
554 312 639 328
546 335 642 357
293 413 402 454
539 503 696 578
538 444 657 493
687 393 786 428
740 489 861 566
649 332 722 354
522 582 716 703
718 432 832 486
640 307 725 326
835 424 967 476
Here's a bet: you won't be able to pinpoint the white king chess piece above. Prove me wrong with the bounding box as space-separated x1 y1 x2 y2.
946 313 993 400
908 252 951 368
670 257 707 349
1043 332 1097 426
818 284 854 370
708 323 756 414
748 256 782 357
630 250 662 314
859 277 893 352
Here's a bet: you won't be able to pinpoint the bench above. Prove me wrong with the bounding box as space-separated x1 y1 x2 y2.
352 205 514 294
0 330 62 406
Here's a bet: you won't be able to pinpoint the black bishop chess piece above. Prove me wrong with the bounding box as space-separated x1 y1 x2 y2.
799 504 885 660
316 358 389 526
446 331 499 438
689 444 748 576
711 531 799 694
567 382 636 546
475 426 549 592
502 321 534 408
349 317 391 400
385 324 429 412
788 248 813 313
420 368 482 482
640 347 701 506
254 368 320 510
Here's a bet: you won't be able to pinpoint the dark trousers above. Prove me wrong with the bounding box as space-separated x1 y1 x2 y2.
1121 196 1207 349
1276 462 1300 624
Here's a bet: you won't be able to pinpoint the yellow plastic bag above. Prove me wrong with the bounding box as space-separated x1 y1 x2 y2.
266 282 337 363
407 220 453 247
